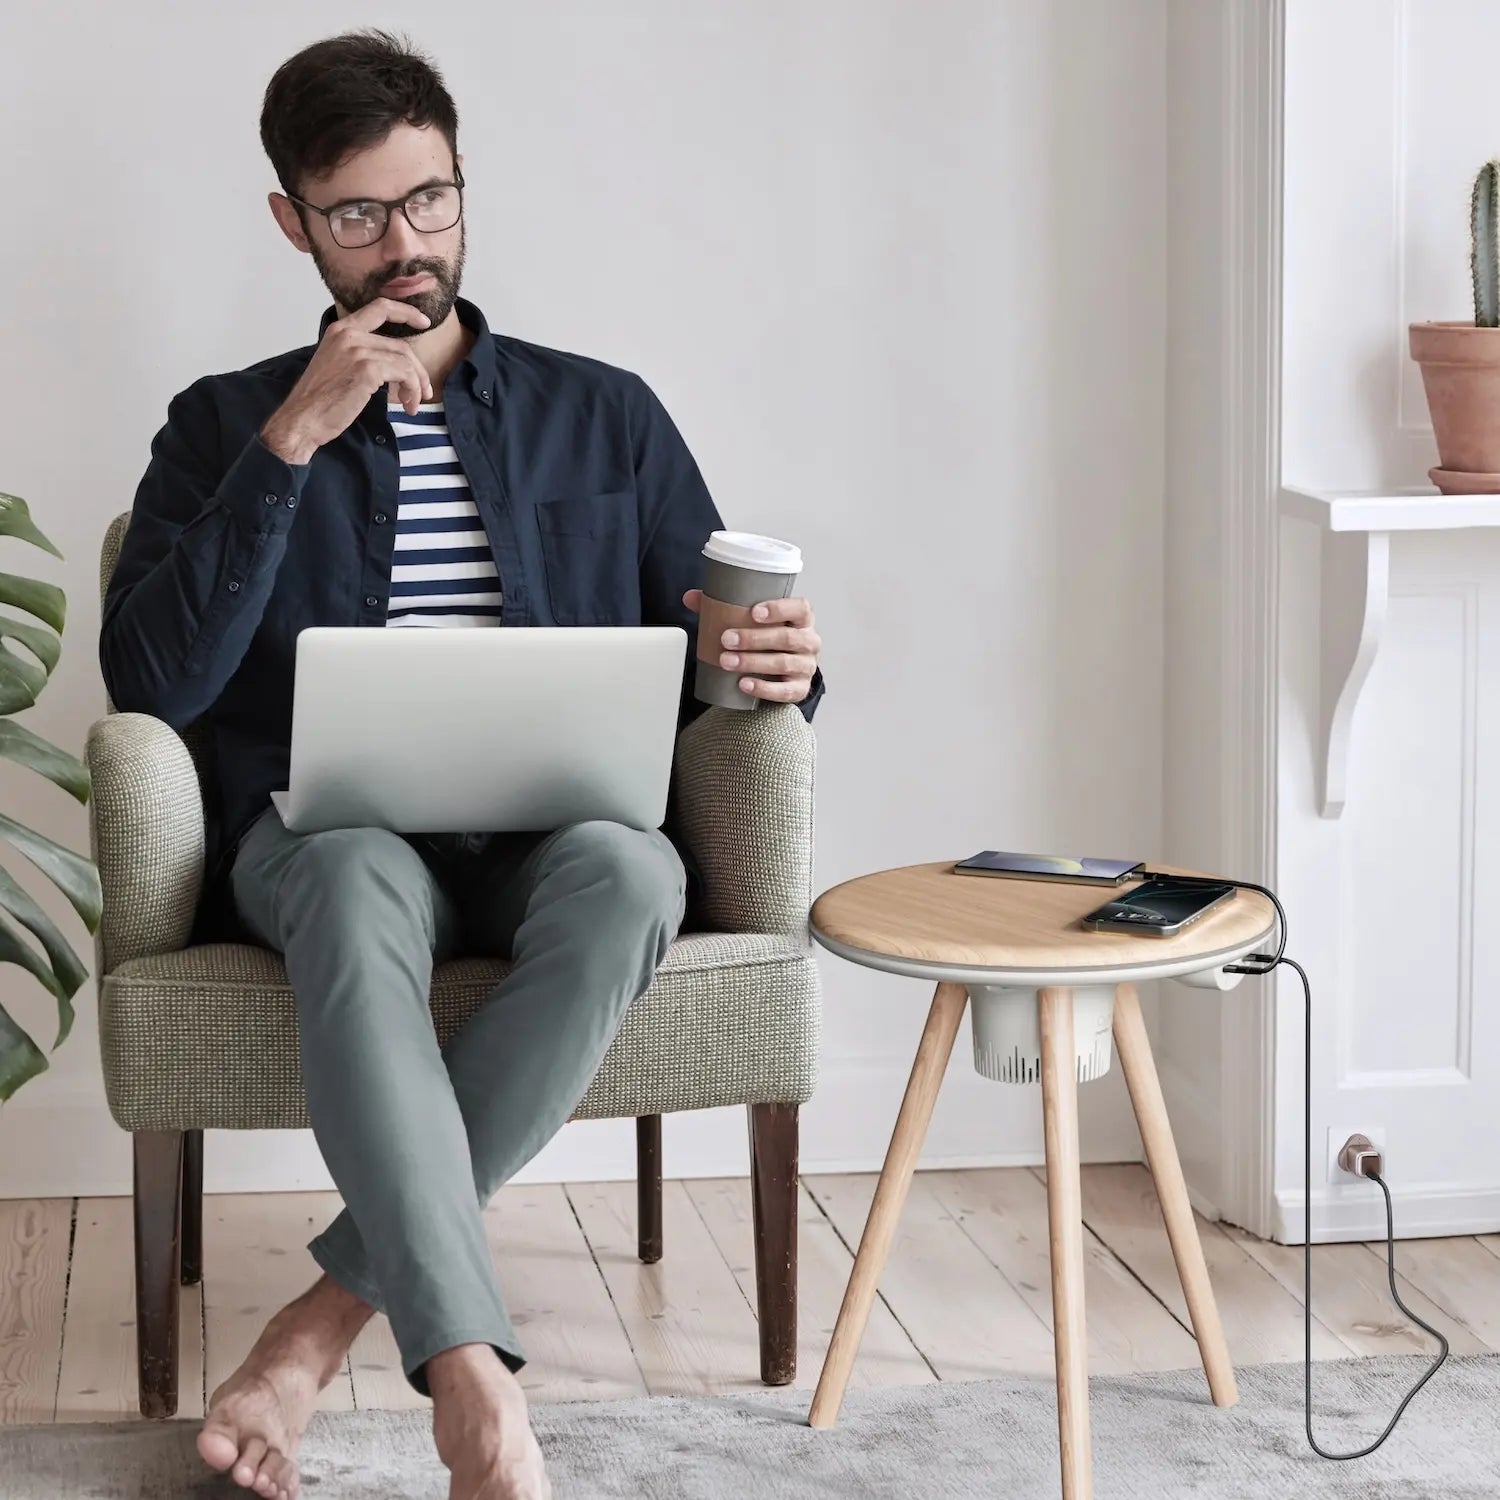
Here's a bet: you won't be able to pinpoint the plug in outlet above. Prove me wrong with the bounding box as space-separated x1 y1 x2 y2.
1327 1125 1387 1183
1339 1134 1383 1178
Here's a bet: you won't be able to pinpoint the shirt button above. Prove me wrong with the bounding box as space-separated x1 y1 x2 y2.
374 434 388 445
286 496 297 508
374 512 388 524
478 388 490 401
228 581 241 593
365 595 379 608
263 493 277 505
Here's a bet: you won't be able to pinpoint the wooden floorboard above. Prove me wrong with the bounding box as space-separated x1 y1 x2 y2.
484 1182 646 1404
0 1198 69 1425
13 1166 1500 1423
1066 1164 1348 1364
1360 1234 1500 1350
56 1197 206 1421
202 1194 354 1413
1223 1224 1486 1358
808 1173 1059 1380
925 1167 1200 1375
347 1312 425 1414
685 1176 934 1391
565 1180 763 1397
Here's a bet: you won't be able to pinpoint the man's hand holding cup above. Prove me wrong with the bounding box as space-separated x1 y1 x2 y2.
681 590 820 704
684 532 819 709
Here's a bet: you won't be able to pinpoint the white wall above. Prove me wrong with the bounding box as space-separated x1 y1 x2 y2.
1277 0 1500 1239
0 0 1166 1195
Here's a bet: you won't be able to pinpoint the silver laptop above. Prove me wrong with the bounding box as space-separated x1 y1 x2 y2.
270 626 686 835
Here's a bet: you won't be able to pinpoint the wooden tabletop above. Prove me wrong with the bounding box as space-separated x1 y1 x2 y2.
810 862 1277 975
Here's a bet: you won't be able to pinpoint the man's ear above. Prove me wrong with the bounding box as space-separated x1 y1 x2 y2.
268 192 312 253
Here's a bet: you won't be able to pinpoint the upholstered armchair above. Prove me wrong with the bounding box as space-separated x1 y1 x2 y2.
87 512 821 1417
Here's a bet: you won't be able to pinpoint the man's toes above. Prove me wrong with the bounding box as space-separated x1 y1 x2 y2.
197 1423 240 1473
260 1452 285 1500
265 1451 299 1500
233 1436 268 1488
255 1451 290 1499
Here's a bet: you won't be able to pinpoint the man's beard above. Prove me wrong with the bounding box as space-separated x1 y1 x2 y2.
310 220 466 338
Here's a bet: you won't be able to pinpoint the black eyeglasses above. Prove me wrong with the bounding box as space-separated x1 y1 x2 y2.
287 165 466 249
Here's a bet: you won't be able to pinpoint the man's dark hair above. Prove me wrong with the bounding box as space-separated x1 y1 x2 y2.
260 29 459 198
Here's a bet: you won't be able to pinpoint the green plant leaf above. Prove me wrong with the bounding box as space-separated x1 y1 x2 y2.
0 573 64 635
0 721 90 803
0 906 63 1003
0 813 103 932
0 1003 47 1102
0 494 62 560
0 493 91 1103
0 650 46 716
0 615 60 675
0 866 88 1046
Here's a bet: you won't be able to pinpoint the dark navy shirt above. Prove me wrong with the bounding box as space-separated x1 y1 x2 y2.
101 298 824 928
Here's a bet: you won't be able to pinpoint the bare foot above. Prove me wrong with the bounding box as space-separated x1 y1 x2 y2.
430 1344 550 1500
197 1275 372 1500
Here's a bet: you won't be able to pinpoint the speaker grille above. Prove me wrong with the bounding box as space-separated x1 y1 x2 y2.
973 1032 1114 1085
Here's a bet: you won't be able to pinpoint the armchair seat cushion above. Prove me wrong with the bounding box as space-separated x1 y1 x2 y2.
100 933 821 1132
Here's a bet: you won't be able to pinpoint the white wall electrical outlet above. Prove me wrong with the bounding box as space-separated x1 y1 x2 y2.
1327 1125 1387 1183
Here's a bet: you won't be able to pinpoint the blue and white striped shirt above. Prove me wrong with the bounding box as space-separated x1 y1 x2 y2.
386 401 503 627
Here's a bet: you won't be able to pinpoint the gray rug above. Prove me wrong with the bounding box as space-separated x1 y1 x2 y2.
2 1356 1496 1498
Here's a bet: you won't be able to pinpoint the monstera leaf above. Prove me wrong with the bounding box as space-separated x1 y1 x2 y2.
0 493 101 1102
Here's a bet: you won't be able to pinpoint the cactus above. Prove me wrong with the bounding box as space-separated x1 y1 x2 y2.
1472 161 1500 328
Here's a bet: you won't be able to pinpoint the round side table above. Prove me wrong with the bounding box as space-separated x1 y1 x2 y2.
804 861 1276 1500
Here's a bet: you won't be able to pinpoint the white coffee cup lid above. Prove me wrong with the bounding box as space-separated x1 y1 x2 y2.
702 530 802 573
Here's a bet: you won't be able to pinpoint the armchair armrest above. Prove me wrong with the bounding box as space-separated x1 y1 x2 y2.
86 712 205 972
671 703 815 937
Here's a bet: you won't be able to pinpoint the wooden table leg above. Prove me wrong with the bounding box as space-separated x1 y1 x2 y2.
808 981 968 1429
1039 986 1093 1500
1112 982 1238 1407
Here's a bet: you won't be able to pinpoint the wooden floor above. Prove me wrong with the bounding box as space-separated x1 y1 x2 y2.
0 1164 1487 1425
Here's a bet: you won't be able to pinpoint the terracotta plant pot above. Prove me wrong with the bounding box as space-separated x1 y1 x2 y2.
1428 466 1500 495
1410 321 1500 486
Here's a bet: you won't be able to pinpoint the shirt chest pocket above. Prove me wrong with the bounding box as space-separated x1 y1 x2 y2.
535 490 637 625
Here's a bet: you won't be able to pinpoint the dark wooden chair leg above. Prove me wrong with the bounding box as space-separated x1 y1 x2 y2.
134 1130 184 1419
748 1101 799 1386
181 1129 204 1287
637 1114 663 1263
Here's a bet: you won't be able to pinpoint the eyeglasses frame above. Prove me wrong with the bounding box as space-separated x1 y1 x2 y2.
284 164 467 248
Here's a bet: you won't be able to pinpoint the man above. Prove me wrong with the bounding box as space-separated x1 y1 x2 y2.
101 29 824 1500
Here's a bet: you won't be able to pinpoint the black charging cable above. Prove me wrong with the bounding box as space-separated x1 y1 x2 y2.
1138 872 1450 1459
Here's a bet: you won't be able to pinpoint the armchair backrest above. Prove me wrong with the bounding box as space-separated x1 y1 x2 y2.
101 512 216 793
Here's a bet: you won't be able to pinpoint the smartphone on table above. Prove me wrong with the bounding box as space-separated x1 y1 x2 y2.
1081 878 1236 937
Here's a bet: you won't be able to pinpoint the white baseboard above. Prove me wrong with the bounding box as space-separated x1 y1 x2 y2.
1273 1181 1500 1244
0 1052 1147 1199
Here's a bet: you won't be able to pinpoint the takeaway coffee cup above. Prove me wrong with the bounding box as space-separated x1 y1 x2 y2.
694 531 804 710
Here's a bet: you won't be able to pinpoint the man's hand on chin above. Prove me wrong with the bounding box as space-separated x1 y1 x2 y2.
682 589 822 704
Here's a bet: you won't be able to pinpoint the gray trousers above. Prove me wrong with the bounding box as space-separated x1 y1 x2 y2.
229 808 687 1391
